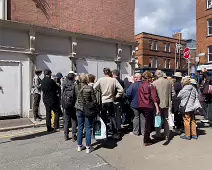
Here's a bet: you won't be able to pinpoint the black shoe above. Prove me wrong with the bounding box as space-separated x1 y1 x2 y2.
47 128 54 132
72 135 77 142
64 135 69 141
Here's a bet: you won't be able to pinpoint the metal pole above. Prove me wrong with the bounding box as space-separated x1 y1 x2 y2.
175 44 177 73
188 59 190 76
179 34 181 69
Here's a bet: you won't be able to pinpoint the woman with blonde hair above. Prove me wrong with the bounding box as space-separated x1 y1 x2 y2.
177 77 201 140
75 74 97 153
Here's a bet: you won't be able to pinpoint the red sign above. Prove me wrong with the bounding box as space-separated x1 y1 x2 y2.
183 47 190 59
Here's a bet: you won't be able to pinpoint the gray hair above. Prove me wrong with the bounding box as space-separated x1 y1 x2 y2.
155 70 164 78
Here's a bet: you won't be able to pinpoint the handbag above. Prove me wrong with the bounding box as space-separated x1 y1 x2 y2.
78 85 98 117
179 89 192 114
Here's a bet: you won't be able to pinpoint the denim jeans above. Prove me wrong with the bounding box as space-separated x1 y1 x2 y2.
76 110 94 147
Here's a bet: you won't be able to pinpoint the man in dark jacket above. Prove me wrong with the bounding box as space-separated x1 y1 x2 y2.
112 69 124 137
126 73 143 136
61 73 77 141
173 73 183 131
41 69 62 132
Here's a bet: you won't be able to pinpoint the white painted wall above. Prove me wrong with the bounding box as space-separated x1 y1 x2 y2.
120 62 132 79
36 54 72 116
0 52 30 117
36 54 72 77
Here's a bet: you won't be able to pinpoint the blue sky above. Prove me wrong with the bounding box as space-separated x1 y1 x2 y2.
135 0 196 39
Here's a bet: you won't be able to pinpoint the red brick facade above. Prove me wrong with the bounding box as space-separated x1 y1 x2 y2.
135 32 187 71
10 0 135 42
196 0 212 64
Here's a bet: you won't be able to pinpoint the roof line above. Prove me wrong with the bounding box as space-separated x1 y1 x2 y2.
135 32 186 41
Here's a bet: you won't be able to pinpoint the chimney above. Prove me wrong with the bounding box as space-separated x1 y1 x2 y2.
173 32 182 40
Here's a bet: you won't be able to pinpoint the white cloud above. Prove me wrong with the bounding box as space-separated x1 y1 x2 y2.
135 0 196 39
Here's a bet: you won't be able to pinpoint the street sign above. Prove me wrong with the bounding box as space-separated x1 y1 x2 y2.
183 47 190 59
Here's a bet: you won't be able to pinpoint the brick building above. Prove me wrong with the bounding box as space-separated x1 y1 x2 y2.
135 32 187 72
196 0 212 69
0 0 135 117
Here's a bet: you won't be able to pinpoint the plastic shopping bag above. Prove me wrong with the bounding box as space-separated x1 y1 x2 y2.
155 115 162 128
168 113 175 128
94 116 107 140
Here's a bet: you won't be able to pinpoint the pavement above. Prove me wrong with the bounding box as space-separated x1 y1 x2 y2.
0 118 46 132
1 119 212 170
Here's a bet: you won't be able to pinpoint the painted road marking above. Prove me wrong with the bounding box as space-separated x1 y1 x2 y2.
0 128 47 139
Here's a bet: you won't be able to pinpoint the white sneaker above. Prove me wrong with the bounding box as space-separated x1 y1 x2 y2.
77 146 84 152
86 146 94 154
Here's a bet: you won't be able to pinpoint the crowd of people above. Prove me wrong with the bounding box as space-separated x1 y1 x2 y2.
31 67 212 153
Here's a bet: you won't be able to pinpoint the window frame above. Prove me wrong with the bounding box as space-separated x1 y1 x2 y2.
208 18 212 36
207 0 212 9
149 57 153 68
208 46 212 63
164 43 167 52
149 40 153 50
164 57 166 68
168 44 171 52
167 59 171 69
154 58 158 68
155 42 158 51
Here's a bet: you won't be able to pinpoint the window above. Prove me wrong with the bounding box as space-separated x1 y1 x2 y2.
168 44 171 52
154 58 158 68
167 59 171 69
208 46 212 62
207 0 212 9
149 40 153 50
208 19 212 35
154 42 158 51
164 43 167 52
149 58 153 67
176 60 179 69
164 57 166 68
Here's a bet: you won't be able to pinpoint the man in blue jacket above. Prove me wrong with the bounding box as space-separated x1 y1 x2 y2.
126 73 144 136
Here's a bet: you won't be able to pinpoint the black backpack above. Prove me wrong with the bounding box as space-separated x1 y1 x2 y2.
61 82 75 109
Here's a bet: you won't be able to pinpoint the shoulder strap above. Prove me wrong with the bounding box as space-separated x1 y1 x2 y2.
185 88 193 107
77 85 86 99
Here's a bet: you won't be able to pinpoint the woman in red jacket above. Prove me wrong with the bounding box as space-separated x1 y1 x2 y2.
138 71 160 146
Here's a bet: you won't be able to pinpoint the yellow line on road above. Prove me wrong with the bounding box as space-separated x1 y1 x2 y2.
0 129 47 139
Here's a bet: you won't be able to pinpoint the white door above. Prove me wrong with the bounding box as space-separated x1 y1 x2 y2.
0 62 20 116
76 59 98 76
97 61 117 79
120 62 131 79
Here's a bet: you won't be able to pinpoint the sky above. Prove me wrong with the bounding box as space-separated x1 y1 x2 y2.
135 0 196 40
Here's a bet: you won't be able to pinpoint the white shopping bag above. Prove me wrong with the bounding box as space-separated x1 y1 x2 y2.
94 116 107 140
168 113 175 128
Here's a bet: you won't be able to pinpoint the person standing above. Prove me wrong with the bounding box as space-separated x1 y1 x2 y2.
75 74 97 153
112 69 124 135
172 72 183 132
126 73 144 136
138 71 160 146
177 78 201 140
31 69 43 121
61 73 77 141
153 70 174 140
41 69 62 132
93 68 124 139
